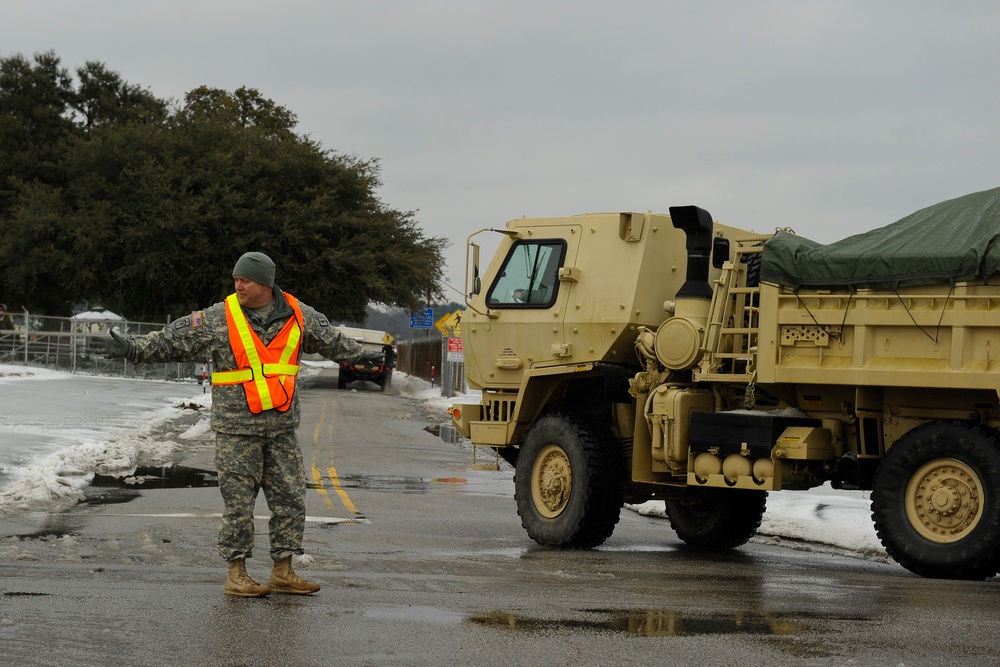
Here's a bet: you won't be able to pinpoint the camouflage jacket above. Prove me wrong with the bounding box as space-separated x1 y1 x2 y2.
128 288 364 436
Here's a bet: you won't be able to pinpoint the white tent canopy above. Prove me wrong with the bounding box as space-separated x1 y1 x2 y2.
70 308 126 333
72 308 124 321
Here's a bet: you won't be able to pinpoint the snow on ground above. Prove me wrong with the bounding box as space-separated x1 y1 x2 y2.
0 365 67 382
0 362 888 562
0 364 212 515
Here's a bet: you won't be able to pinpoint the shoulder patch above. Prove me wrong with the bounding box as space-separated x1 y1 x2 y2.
317 314 330 327
172 311 204 333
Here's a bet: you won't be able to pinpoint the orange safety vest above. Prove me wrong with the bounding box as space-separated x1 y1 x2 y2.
211 293 305 413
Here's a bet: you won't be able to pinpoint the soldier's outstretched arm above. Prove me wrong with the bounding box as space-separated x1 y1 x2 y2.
128 306 224 364
299 305 365 364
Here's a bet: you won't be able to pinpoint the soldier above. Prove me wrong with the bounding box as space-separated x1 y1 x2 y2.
93 251 365 598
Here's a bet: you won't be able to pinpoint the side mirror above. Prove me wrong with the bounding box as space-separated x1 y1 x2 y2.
470 243 481 295
712 237 730 269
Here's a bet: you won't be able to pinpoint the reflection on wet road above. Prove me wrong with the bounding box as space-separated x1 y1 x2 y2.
468 608 826 637
91 464 218 489
3 370 999 666
335 473 510 497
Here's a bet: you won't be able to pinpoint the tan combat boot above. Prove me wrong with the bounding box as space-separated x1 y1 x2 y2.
224 558 271 597
268 557 321 594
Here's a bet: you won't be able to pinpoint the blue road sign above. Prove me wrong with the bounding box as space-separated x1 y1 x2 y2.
409 308 434 329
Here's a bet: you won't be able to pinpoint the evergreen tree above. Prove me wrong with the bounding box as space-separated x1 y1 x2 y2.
0 53 447 322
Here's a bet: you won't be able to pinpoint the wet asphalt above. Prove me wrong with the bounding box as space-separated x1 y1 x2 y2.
2 370 1000 666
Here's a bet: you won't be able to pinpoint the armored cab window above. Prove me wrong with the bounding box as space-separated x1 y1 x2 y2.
486 240 565 308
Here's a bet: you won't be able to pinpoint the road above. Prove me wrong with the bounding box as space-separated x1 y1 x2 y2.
1 369 998 666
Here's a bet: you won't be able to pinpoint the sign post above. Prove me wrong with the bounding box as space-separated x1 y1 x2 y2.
437 310 465 397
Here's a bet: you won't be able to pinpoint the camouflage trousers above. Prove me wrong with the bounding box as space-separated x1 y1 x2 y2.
214 430 306 563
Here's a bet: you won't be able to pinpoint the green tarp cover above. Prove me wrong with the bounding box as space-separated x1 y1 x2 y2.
760 186 1000 289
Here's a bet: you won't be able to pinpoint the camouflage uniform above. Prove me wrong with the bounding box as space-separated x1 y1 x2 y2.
126 287 363 562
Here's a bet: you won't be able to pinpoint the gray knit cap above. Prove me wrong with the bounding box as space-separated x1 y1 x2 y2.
232 251 276 287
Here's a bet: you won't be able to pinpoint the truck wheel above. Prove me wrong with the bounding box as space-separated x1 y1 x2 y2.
872 421 1000 579
665 488 767 549
338 372 349 390
514 412 622 548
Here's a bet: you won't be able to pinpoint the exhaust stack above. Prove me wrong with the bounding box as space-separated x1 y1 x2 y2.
668 205 715 300
647 205 716 371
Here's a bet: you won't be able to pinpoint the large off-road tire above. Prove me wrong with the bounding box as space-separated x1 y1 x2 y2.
872 421 1000 580
665 488 767 549
514 412 623 548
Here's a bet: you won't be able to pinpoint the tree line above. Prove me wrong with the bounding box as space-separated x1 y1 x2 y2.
0 51 447 323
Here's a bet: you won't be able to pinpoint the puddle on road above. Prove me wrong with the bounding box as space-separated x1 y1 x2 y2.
468 608 809 637
53 465 220 513
83 463 503 508
91 465 219 490
358 605 813 637
89 465 501 496
334 473 508 497
426 423 462 444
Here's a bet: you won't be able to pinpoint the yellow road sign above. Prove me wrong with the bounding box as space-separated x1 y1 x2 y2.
436 309 464 335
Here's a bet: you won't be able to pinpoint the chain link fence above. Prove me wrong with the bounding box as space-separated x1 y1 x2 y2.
1 309 466 392
0 310 206 381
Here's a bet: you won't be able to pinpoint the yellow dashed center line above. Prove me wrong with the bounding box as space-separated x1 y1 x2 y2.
311 465 337 511
327 466 360 515
310 396 363 519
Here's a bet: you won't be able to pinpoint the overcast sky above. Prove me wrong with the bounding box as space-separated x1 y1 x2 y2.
4 1 999 299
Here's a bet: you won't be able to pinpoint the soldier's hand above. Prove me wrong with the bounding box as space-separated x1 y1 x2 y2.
91 330 133 359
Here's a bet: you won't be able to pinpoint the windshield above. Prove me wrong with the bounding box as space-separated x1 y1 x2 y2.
486 240 565 308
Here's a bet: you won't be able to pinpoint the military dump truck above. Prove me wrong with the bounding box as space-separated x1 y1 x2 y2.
335 326 395 391
449 186 1000 580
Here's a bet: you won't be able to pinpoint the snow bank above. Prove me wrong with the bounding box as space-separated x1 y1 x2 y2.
0 365 211 515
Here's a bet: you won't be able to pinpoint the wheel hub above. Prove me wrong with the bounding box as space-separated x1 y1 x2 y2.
906 458 982 543
532 444 572 518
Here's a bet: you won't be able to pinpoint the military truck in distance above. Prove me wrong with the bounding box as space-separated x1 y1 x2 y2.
335 326 395 391
449 187 1000 579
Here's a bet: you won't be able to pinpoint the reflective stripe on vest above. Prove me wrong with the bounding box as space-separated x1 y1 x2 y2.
212 293 305 413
